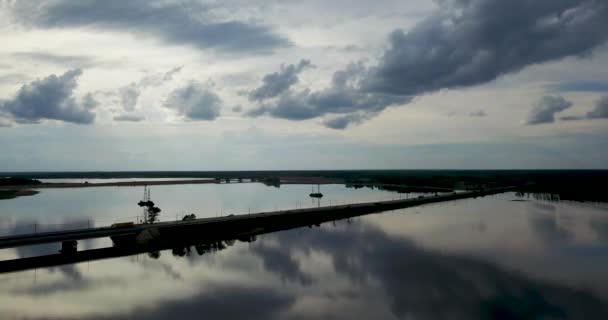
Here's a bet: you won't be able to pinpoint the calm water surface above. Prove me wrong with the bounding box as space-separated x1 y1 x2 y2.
0 183 414 229
0 186 607 319
38 178 215 183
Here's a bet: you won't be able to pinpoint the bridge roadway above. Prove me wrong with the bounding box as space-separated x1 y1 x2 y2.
0 186 516 250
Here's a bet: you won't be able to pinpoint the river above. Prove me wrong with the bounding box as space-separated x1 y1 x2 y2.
0 184 607 319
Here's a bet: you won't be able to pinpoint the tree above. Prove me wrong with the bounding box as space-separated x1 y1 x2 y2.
182 213 196 221
138 200 161 223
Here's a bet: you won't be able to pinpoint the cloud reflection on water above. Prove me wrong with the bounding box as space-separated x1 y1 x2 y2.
2 197 608 319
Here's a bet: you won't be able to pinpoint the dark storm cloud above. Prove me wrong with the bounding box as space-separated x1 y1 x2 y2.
248 0 608 128
586 95 608 119
164 82 221 120
555 95 608 122
0 69 97 124
526 96 572 125
323 113 371 130
249 88 408 122
248 60 312 101
7 0 290 53
247 62 410 123
363 0 608 95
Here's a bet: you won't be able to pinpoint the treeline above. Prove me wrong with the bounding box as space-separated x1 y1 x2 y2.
515 171 608 203
0 177 41 186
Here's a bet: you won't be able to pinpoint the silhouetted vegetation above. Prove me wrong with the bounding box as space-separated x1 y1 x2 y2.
148 251 161 259
261 176 281 188
0 190 18 200
172 240 235 257
138 200 161 223
337 170 608 202
0 189 39 200
4 170 606 202
0 177 41 186
182 214 196 221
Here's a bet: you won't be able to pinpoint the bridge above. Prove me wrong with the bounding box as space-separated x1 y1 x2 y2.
0 186 516 273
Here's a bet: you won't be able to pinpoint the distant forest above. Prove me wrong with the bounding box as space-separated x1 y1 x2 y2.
2 170 606 202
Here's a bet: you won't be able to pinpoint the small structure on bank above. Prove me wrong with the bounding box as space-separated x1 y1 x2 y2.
138 186 161 223
309 184 323 198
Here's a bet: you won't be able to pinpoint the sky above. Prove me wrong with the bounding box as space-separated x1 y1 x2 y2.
0 0 607 170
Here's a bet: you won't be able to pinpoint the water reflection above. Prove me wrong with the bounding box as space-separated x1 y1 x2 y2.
0 183 419 237
1 193 608 319
516 191 608 208
591 220 608 243
251 222 608 320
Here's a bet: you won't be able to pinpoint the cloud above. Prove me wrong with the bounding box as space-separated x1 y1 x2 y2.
138 66 182 87
248 0 608 128
0 73 29 84
586 95 608 119
11 52 97 68
363 0 608 95
89 286 295 320
0 118 12 127
119 85 140 112
232 105 243 113
559 115 584 121
552 81 608 92
113 114 145 122
249 87 408 122
469 110 487 117
556 95 608 122
247 62 410 123
111 66 182 120
164 82 221 121
250 245 312 285
0 69 97 124
248 60 312 101
6 0 290 53
526 96 572 125
323 113 371 129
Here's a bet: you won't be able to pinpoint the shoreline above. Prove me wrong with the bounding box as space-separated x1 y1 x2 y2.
0 189 39 200
1 177 346 190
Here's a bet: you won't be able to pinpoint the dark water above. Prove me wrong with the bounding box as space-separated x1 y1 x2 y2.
1 187 607 319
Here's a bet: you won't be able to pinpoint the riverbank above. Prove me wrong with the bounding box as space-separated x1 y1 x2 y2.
1 177 345 190
0 190 39 200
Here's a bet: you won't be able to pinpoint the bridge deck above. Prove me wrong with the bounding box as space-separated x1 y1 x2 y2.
0 187 516 250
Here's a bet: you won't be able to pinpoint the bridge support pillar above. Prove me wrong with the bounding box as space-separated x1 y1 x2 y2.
59 240 77 254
